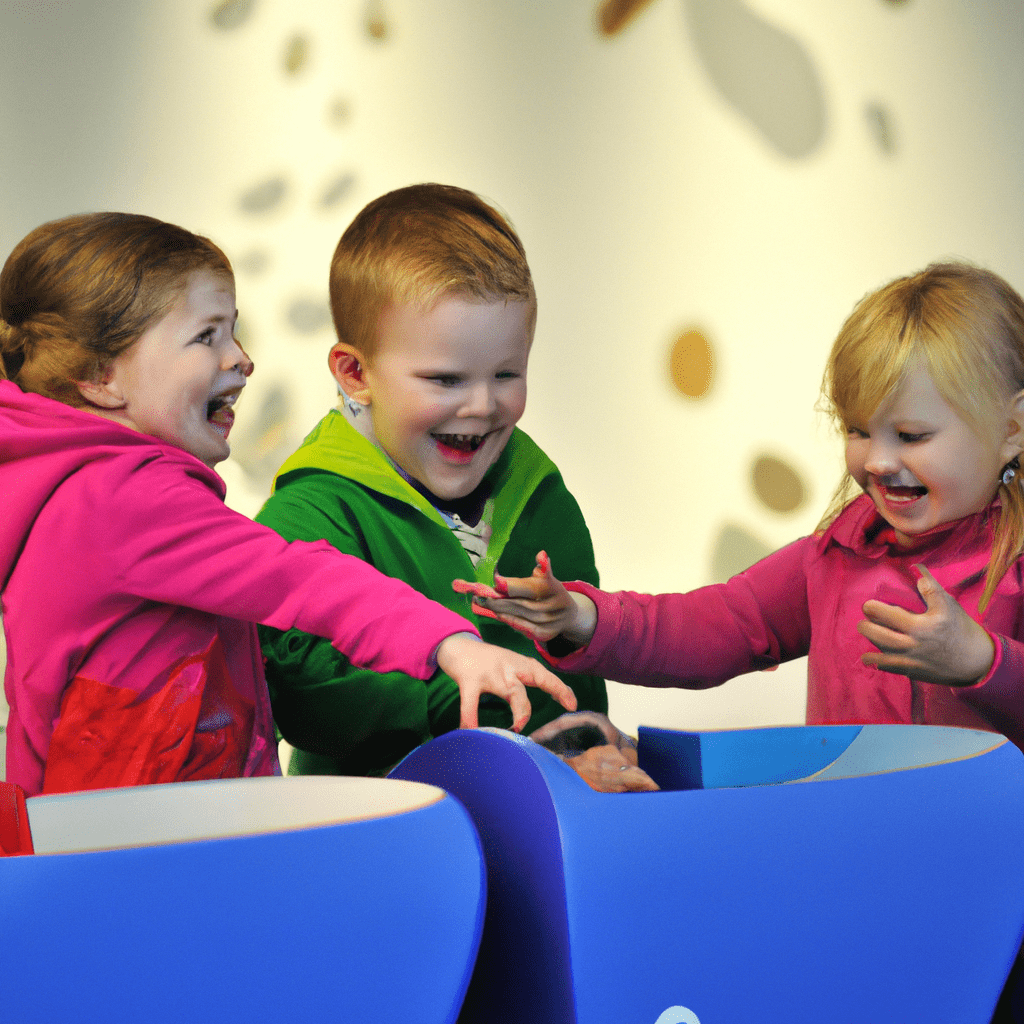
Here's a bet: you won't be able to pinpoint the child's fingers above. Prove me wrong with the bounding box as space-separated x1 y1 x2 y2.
521 664 577 711
452 578 504 600
505 685 532 733
459 685 481 730
469 601 501 622
857 617 915 652
860 598 917 633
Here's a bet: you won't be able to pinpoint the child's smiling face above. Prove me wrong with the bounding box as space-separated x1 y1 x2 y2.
94 269 251 467
350 294 532 500
845 358 1021 545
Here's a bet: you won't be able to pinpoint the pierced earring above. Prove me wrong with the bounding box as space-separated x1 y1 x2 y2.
1001 456 1020 486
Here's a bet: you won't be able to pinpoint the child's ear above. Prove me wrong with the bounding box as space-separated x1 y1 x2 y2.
328 343 371 405
75 371 126 411
1002 388 1024 461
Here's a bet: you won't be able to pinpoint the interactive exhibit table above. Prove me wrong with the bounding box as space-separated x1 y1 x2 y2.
0 775 484 1023
391 723 1024 1024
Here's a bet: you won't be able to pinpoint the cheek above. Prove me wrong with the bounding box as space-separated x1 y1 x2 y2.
844 440 866 481
504 381 528 421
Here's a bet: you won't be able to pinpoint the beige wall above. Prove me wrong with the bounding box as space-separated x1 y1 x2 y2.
3 0 1024 739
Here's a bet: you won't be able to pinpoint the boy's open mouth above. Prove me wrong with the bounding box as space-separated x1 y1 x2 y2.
432 432 486 454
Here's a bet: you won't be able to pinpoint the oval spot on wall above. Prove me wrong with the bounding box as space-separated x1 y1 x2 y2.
318 171 357 210
596 0 657 36
283 34 310 75
287 296 332 335
751 453 806 513
865 101 897 156
235 249 271 276
209 0 256 31
365 0 390 41
328 95 353 129
669 327 714 399
710 523 774 583
239 175 288 215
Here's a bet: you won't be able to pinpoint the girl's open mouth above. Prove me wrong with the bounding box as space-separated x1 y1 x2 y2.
877 483 928 507
207 395 236 438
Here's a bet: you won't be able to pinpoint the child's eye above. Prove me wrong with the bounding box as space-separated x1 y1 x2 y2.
193 327 216 347
428 375 462 388
846 426 868 439
495 371 521 381
898 431 930 443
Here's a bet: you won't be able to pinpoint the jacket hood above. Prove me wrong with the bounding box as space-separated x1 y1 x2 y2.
271 409 559 581
0 379 224 587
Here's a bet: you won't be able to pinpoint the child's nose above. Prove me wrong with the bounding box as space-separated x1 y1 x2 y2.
864 440 898 476
225 339 254 377
459 382 496 417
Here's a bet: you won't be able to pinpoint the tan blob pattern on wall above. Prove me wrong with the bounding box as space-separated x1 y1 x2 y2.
284 34 310 75
669 327 714 399
365 0 390 41
750 453 806 514
596 0 657 36
238 175 288 214
209 0 256 32
710 523 774 583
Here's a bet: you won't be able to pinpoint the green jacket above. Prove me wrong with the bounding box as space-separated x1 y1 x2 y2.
256 410 607 776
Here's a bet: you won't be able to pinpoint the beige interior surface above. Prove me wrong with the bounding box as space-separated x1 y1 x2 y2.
25 775 444 855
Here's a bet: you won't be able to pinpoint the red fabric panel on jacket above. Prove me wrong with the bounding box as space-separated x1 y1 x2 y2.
0 781 34 856
42 635 254 794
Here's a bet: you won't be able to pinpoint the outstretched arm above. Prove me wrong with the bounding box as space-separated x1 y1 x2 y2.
453 551 599 649
858 564 996 685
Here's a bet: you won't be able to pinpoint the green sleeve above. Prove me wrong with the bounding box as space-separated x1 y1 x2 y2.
255 472 465 777
490 472 608 733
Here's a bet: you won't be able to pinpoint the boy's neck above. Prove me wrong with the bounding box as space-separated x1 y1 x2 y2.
338 394 490 526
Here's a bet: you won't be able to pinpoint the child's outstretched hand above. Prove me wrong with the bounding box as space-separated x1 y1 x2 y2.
452 551 598 648
435 632 577 731
858 564 996 685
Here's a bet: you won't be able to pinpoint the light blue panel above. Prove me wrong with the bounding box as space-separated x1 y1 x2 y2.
806 724 1006 781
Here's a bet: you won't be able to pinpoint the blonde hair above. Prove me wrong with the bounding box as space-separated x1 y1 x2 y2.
0 212 232 406
328 183 536 361
819 261 1024 611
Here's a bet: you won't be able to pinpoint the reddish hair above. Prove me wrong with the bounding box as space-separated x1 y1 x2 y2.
329 183 535 361
0 212 232 406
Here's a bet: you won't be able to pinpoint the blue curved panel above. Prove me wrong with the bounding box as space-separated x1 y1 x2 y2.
0 780 484 1024
394 725 1024 1024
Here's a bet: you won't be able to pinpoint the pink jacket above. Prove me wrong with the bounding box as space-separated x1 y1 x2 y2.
553 495 1024 748
0 381 477 795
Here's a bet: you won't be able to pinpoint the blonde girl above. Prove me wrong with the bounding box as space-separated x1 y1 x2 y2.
458 262 1024 748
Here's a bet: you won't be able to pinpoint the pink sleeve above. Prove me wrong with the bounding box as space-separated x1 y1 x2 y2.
542 538 815 688
89 455 476 680
958 633 1024 750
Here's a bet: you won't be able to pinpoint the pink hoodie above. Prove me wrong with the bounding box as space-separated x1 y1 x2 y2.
553 495 1024 749
0 381 477 795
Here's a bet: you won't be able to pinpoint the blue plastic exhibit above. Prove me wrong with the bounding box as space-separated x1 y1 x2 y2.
0 775 485 1023
391 724 1024 1024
